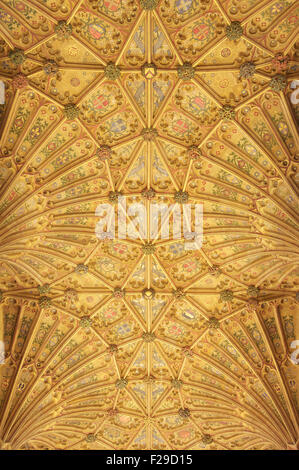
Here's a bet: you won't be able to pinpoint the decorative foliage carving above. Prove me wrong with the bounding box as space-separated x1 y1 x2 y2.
226 22 243 40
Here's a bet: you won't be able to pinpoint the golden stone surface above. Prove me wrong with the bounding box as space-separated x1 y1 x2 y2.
0 0 298 452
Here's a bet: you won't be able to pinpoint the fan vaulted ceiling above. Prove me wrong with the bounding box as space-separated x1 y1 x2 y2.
0 0 298 451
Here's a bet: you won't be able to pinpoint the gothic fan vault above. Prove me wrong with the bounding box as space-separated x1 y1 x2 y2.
0 0 298 451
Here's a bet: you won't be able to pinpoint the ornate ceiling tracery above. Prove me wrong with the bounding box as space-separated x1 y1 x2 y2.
0 0 298 451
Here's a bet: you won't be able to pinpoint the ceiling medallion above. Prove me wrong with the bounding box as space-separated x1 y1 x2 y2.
177 62 195 81
80 316 93 328
64 288 78 302
207 316 220 329
104 63 121 80
272 53 289 72
12 73 28 90
269 74 287 92
144 374 155 384
247 285 260 297
96 145 112 161
55 20 72 39
85 433 96 443
38 296 52 308
107 407 118 417
226 21 243 40
202 434 213 445
64 104 80 120
239 62 256 79
174 190 189 204
182 346 193 357
142 288 155 300
140 0 159 10
38 284 50 295
142 242 156 255
219 105 236 120
141 127 158 141
171 379 183 389
141 62 157 79
115 378 128 389
208 265 221 276
113 287 125 298
9 48 26 65
142 332 156 343
108 190 123 203
142 187 156 199
43 60 59 76
178 408 190 418
75 264 89 274
188 145 202 160
107 344 118 354
220 289 234 302
172 288 185 299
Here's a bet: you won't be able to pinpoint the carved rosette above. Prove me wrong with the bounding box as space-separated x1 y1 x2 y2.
247 285 260 297
115 378 128 389
55 21 72 39
104 63 120 80
12 74 28 90
107 344 118 354
96 145 112 161
64 104 80 120
80 316 93 328
178 407 190 419
113 287 125 298
142 288 155 300
75 264 88 274
38 284 50 295
108 190 122 203
177 63 195 81
141 127 158 141
188 145 202 160
171 379 183 389
9 48 26 65
142 332 156 343
43 60 59 76
208 265 221 277
39 296 52 308
172 288 185 299
142 242 156 255
226 21 243 40
207 316 220 329
269 74 287 92
85 433 96 443
219 105 236 120
272 53 289 72
202 434 213 445
174 190 189 204
64 288 78 302
239 62 255 79
144 374 155 384
142 187 156 199
220 289 234 302
140 0 159 10
107 407 118 417
182 346 193 357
